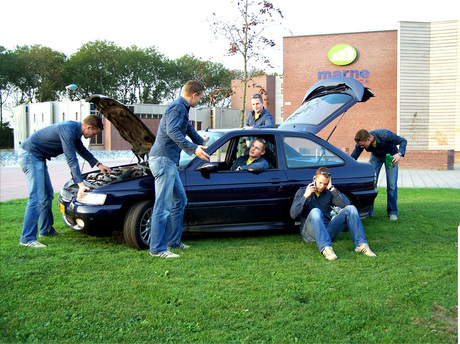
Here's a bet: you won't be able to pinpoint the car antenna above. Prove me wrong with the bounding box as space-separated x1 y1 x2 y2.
325 110 347 142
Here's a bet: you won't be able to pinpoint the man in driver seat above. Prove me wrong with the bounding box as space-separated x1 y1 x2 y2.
231 138 269 172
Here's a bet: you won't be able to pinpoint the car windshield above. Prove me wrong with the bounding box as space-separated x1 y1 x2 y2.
178 130 226 167
283 93 352 128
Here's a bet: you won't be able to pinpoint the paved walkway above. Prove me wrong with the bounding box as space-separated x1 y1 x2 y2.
1 159 459 202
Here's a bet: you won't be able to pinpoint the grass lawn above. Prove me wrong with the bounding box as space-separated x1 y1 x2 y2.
0 187 458 343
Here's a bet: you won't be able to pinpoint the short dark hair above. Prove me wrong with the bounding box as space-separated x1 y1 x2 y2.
354 129 371 142
82 114 104 130
183 80 205 96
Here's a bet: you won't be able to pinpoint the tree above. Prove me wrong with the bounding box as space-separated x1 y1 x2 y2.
174 54 236 107
0 47 18 124
13 45 66 103
65 40 124 100
210 0 283 127
0 120 14 149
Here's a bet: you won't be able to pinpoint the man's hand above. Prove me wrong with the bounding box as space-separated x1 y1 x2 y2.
303 182 316 199
195 145 210 161
77 182 90 199
327 177 333 190
392 153 402 164
98 163 112 175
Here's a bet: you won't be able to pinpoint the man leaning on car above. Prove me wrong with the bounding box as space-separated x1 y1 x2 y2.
18 115 111 248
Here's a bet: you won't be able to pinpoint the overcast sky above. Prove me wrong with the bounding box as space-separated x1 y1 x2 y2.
3 0 458 74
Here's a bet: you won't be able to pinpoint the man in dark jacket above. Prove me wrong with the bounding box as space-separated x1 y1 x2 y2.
351 129 407 221
290 167 376 261
18 115 111 248
245 94 274 129
231 138 269 172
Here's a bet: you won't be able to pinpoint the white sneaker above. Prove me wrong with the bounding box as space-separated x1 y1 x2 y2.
389 214 398 221
150 250 180 258
321 246 338 261
355 244 377 257
20 241 47 248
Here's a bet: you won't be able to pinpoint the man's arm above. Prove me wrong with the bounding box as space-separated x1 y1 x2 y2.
240 157 269 172
290 187 308 220
350 144 363 160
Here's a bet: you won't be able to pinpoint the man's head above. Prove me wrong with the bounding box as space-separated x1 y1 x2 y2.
249 138 267 159
354 129 372 149
81 115 103 139
251 94 264 115
182 80 206 107
313 167 331 192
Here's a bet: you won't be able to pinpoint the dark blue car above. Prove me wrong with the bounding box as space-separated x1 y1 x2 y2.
58 77 377 249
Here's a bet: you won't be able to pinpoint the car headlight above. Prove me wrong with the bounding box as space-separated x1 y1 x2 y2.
77 193 107 205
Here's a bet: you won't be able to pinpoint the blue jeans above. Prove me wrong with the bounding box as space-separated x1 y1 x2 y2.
370 155 398 216
300 205 368 253
148 156 187 254
18 148 56 243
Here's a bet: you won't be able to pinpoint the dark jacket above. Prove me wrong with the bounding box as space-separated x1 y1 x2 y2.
20 120 98 184
351 129 407 160
246 108 274 128
231 155 269 172
149 96 204 164
290 186 349 227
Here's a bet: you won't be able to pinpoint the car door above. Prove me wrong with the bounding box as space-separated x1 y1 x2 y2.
183 133 291 232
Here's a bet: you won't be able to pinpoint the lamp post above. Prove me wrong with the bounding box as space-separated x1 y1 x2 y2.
65 84 78 100
65 84 78 121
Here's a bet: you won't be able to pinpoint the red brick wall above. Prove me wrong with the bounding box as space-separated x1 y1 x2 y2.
231 75 276 120
283 31 398 156
103 118 161 151
401 150 454 170
354 149 454 170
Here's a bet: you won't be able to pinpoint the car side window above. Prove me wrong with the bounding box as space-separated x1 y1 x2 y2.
283 136 344 168
209 140 230 164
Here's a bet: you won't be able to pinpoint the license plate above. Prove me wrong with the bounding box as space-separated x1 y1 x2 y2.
59 202 65 214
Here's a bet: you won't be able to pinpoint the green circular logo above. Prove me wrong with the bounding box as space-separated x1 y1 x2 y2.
328 44 357 66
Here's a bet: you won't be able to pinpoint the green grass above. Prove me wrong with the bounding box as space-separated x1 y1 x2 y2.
0 187 458 343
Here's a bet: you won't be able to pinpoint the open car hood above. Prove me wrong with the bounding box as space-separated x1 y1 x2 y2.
278 77 374 134
87 95 156 161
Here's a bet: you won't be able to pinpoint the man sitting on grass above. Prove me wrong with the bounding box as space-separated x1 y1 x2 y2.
290 167 377 261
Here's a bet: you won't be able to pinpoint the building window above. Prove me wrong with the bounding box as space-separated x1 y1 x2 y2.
91 131 103 145
190 121 202 130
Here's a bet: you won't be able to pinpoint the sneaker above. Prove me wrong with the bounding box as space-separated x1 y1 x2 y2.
355 244 377 257
20 241 47 248
168 243 190 250
322 246 338 261
150 250 180 258
389 214 398 221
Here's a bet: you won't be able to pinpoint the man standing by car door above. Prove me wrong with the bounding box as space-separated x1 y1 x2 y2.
148 80 210 258
351 129 407 221
18 115 112 248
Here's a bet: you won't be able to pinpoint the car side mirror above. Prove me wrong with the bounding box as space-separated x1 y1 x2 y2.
197 162 219 173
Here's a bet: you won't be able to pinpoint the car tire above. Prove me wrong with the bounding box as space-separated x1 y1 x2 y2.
123 200 154 250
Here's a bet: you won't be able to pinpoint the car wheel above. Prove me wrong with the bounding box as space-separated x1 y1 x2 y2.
123 200 154 250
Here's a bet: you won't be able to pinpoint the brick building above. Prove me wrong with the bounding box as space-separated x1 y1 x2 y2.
282 20 459 170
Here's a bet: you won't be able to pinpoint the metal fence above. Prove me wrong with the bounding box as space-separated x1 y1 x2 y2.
0 150 134 167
